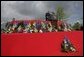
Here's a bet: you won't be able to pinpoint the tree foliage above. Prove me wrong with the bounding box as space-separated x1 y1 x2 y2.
56 6 65 20
72 22 81 30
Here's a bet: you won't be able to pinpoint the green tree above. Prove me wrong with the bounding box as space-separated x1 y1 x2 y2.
72 22 81 30
56 6 65 20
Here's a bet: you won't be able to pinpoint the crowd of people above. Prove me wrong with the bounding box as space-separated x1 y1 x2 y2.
1 11 83 33
1 20 73 33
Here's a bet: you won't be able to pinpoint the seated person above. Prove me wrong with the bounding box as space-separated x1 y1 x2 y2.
17 26 23 33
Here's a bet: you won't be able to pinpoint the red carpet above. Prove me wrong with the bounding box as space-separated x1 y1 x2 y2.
1 31 83 56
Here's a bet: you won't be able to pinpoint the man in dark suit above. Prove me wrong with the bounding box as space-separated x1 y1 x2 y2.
45 11 51 21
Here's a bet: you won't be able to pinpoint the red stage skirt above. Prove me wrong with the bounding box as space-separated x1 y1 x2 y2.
1 31 83 56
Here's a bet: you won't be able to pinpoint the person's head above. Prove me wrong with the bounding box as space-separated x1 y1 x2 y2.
12 18 15 21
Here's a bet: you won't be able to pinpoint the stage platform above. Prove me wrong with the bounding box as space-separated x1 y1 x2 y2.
1 31 83 56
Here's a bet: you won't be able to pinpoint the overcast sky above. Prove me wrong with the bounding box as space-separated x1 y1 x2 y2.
1 1 83 25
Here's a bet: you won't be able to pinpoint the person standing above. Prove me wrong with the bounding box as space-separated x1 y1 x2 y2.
45 11 51 21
